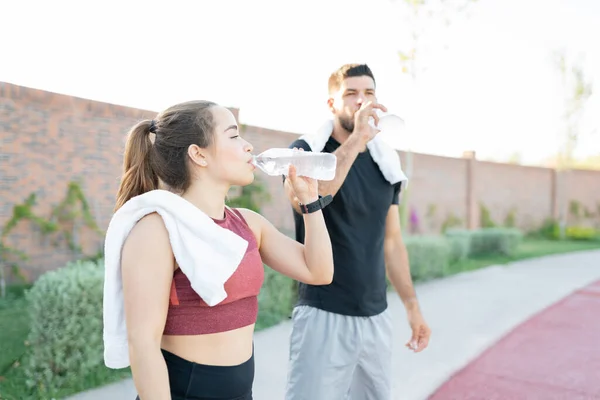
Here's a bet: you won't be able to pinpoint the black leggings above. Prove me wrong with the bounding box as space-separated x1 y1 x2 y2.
135 348 254 400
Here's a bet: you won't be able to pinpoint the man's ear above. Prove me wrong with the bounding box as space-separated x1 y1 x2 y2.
187 144 208 167
327 97 336 113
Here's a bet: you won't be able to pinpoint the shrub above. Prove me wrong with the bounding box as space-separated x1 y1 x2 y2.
480 204 496 228
256 265 295 331
503 208 517 228
446 228 523 257
446 234 470 264
565 226 598 241
226 179 270 212
0 284 31 374
19 257 295 397
445 228 473 253
404 236 451 281
24 259 105 395
441 213 462 233
469 228 523 257
531 218 560 240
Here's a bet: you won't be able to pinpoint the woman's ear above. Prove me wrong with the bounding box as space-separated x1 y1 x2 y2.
187 144 208 167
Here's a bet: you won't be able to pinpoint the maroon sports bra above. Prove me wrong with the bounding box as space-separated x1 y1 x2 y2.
163 207 264 335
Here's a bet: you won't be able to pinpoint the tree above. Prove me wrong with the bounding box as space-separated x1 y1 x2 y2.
552 48 594 237
396 0 479 80
390 0 479 229
574 154 600 170
226 179 271 213
553 49 594 169
507 152 523 165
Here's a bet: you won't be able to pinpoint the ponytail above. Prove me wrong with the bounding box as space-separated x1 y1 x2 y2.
114 120 159 211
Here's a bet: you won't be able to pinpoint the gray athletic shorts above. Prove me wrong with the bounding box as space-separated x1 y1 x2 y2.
285 305 393 400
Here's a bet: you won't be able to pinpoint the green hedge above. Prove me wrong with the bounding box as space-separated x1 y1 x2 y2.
404 236 451 281
446 234 470 263
256 265 295 331
529 219 598 242
534 218 561 239
0 285 31 374
24 259 105 396
470 228 523 256
446 228 523 257
565 226 599 241
20 258 293 395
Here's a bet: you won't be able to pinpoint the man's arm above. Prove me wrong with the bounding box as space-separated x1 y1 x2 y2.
315 133 365 198
284 135 364 214
384 204 431 352
383 204 418 307
285 101 385 213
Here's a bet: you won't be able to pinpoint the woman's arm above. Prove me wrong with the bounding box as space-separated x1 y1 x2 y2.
238 208 333 285
121 213 174 399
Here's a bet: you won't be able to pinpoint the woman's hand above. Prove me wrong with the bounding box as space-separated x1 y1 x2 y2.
287 149 318 205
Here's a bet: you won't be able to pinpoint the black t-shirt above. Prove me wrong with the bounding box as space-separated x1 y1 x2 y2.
288 137 401 317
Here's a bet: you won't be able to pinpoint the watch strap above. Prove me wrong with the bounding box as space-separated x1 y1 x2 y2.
299 195 333 214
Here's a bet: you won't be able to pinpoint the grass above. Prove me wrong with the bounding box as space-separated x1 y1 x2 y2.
0 237 597 399
447 237 600 275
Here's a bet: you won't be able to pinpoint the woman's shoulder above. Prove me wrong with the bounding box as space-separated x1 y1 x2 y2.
119 212 175 274
125 212 171 249
229 208 264 244
231 207 261 225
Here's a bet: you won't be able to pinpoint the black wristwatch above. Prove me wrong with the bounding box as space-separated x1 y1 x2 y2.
299 195 333 214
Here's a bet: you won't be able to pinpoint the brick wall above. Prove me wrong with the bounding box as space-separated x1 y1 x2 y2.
399 151 469 233
1 83 158 280
562 169 600 225
475 161 555 230
1 82 599 281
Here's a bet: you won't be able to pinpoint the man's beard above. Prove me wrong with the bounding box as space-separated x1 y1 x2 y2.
338 115 355 134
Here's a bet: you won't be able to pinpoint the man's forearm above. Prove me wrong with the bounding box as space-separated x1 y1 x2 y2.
287 135 364 215
385 242 420 311
317 134 364 198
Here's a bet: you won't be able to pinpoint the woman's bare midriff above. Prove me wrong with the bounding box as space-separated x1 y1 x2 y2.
160 324 255 366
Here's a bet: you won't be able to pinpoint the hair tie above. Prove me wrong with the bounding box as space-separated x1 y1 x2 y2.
149 120 157 133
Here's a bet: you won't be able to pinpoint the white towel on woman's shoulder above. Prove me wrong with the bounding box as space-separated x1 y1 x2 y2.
102 189 248 369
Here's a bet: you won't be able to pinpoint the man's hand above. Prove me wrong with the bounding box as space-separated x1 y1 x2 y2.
352 101 388 146
405 307 431 353
382 206 431 354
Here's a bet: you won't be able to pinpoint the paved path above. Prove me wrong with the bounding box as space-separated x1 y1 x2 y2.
429 279 600 399
67 249 600 400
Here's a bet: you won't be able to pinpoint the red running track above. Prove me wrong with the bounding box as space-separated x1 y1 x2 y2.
428 280 600 400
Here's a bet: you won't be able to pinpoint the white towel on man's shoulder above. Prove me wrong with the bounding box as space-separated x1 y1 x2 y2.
298 120 409 188
102 189 248 369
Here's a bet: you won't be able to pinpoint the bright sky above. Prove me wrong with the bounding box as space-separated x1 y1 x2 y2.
2 0 598 165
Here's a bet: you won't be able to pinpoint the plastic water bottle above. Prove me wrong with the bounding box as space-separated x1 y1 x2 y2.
369 113 405 135
369 113 406 149
252 148 337 181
